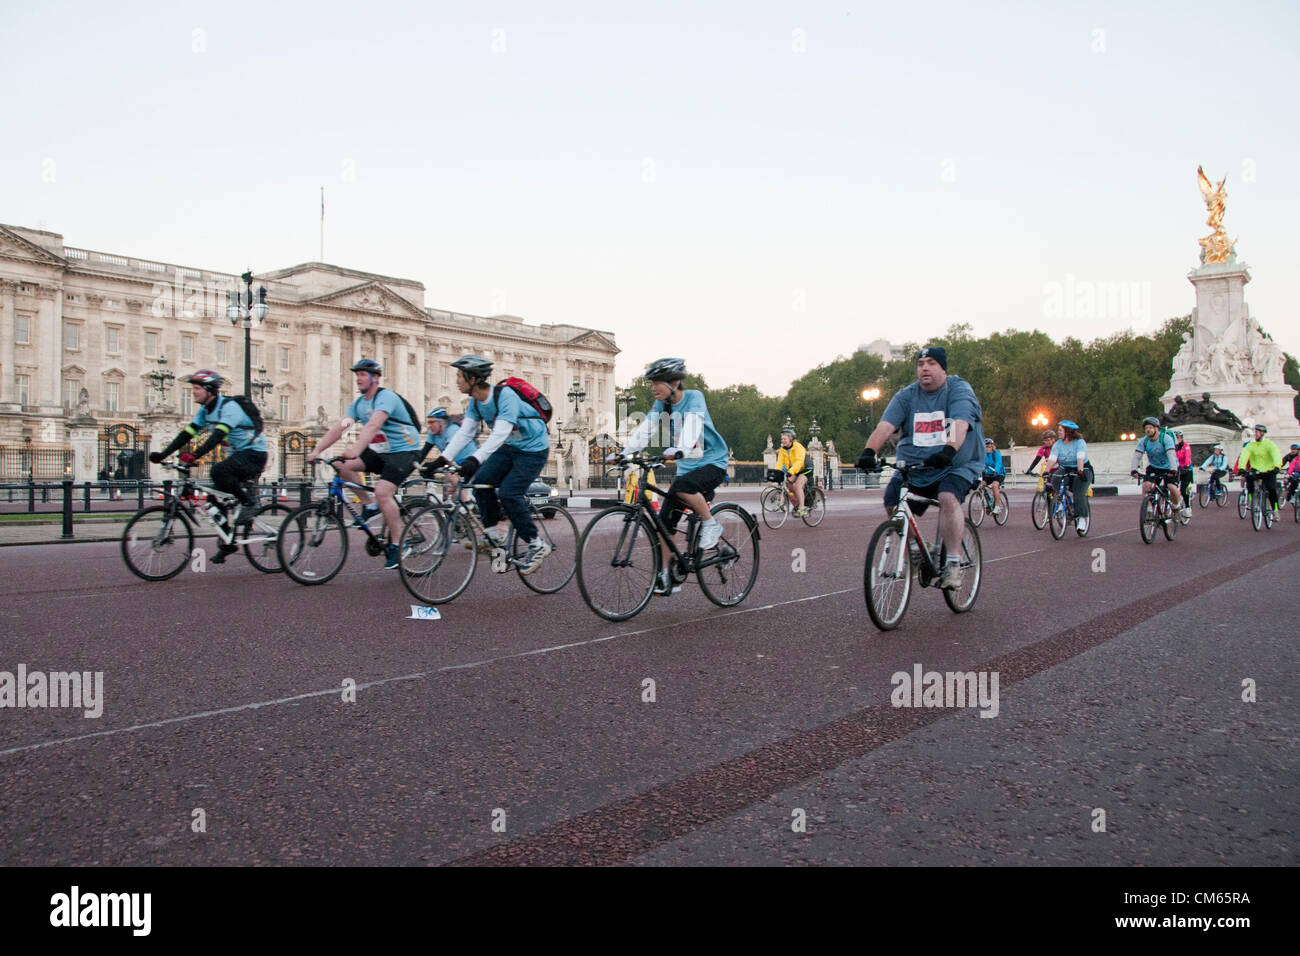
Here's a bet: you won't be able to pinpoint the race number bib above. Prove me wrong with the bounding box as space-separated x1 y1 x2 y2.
912 410 952 448
369 435 392 454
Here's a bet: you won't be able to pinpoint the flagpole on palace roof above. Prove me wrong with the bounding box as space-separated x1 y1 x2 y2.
319 186 325 262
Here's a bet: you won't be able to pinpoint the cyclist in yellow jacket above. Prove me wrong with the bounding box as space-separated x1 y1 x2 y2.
776 428 813 517
1239 423 1283 514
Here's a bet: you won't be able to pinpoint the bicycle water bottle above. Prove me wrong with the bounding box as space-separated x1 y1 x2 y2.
205 493 230 532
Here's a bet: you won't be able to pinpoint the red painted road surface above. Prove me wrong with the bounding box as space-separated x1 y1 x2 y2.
1 491 1296 865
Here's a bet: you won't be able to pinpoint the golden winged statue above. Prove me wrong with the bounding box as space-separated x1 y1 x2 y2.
1197 166 1235 263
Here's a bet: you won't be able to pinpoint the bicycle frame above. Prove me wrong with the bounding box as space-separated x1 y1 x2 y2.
618 459 739 578
158 467 251 546
887 489 946 583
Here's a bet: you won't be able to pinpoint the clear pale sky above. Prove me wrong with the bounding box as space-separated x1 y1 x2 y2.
3 0 1297 396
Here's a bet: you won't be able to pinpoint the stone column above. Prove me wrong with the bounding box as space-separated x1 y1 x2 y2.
37 285 62 411
413 336 426 416
763 435 777 473
303 322 322 423
808 437 825 486
0 279 14 407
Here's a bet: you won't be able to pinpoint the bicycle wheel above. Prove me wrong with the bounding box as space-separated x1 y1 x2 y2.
1049 495 1068 540
992 492 1009 526
1031 491 1048 530
399 504 476 605
121 505 195 581
514 505 578 594
801 488 826 527
967 488 986 527
759 486 788 529
863 520 912 631
278 500 349 585
1163 498 1179 540
1139 495 1158 544
696 503 760 608
1214 485 1227 507
1263 502 1275 529
941 518 982 614
576 505 660 622
1237 491 1247 519
1197 483 1209 508
1250 498 1262 531
239 503 291 573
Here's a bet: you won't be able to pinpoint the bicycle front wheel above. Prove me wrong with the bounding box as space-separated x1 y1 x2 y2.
992 492 1009 526
1250 499 1263 532
759 487 788 529
122 505 194 581
863 520 912 631
240 503 292 573
696 503 760 607
1197 483 1210 508
1215 485 1227 507
1139 495 1158 544
399 504 476 605
941 518 982 614
1262 502 1274 530
1049 495 1068 540
576 505 660 622
1237 491 1247 519
801 488 826 527
278 501 348 585
967 489 986 527
1031 491 1048 530
514 505 578 594
1163 499 1179 540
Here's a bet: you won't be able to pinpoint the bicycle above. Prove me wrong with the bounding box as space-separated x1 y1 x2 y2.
759 468 825 529
397 464 579 605
966 476 1009 528
1136 471 1180 544
276 458 431 586
576 455 760 622
1030 472 1055 531
862 461 982 631
1196 469 1228 508
121 462 291 581
1237 470 1275 532
1045 470 1090 539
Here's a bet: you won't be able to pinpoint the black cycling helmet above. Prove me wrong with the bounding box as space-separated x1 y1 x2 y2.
1253 422 1268 433
1142 416 1160 428
450 354 493 384
645 357 686 383
350 358 382 375
186 369 224 392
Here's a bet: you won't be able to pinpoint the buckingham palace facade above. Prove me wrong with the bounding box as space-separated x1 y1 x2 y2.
0 223 618 484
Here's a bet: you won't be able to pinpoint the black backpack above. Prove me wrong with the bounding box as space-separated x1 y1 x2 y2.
378 388 422 437
220 395 264 435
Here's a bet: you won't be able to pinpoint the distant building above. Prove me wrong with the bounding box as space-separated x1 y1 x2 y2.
0 223 618 480
857 338 907 363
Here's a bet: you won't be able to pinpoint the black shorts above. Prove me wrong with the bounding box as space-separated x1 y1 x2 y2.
663 464 727 533
1143 467 1178 486
982 472 1002 484
360 448 418 486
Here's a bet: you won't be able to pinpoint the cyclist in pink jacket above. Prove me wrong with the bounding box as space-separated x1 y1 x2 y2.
1174 429 1194 505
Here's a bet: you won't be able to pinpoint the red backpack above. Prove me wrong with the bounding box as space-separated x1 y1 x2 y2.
493 377 553 423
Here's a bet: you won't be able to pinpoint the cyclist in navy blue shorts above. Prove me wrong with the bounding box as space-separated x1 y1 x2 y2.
856 346 986 591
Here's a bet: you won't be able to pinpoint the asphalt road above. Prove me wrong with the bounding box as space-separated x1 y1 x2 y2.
1 488 1296 865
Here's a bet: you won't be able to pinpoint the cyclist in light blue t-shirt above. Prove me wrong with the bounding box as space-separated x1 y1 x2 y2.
428 355 553 575
308 358 422 569
1046 419 1092 532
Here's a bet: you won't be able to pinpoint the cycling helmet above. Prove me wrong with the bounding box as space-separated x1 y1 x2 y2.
645 357 687 382
984 437 994 445
350 358 382 375
1174 429 1184 437
1213 443 1223 450
450 354 493 383
1059 419 1079 430
1253 423 1268 433
186 370 224 392
427 407 449 420
781 427 796 437
1291 443 1299 450
1041 430 1056 442
1142 416 1160 428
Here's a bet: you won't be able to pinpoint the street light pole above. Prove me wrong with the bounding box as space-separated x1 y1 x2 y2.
226 270 269 397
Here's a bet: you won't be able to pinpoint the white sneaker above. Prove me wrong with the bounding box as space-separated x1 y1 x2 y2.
653 569 682 596
1180 507 1191 519
698 518 723 550
517 539 551 575
939 561 963 591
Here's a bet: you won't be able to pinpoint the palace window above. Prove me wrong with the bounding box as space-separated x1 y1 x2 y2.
279 345 290 372
14 314 29 344
181 390 192 417
181 336 194 362
16 374 30 405
144 331 159 357
64 323 80 351
105 382 120 412
216 339 229 365
279 395 290 420
64 379 81 409
105 327 121 353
